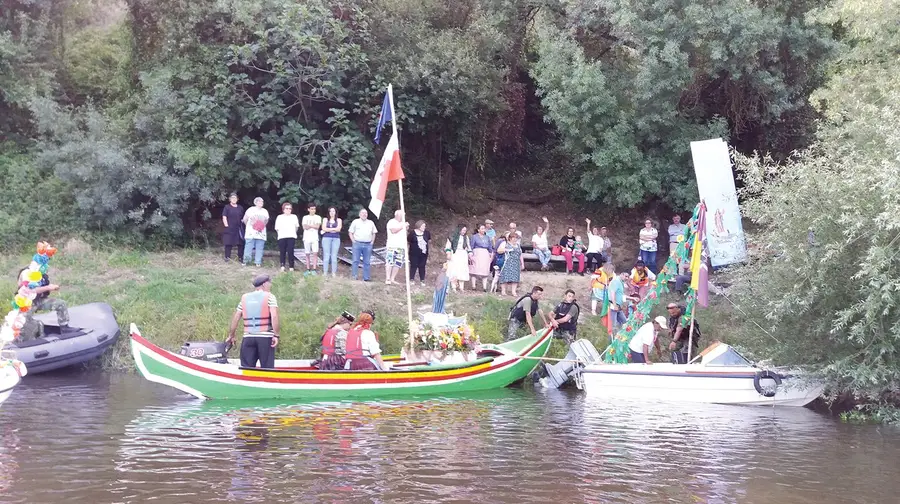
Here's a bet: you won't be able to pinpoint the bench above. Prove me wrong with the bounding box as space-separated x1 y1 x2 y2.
519 244 567 270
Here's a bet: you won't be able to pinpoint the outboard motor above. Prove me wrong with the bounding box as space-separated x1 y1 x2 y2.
180 341 229 364
539 339 601 389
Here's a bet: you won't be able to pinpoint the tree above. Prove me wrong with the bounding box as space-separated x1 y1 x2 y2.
531 0 834 209
732 0 900 417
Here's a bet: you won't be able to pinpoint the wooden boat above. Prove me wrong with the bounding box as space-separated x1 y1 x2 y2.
130 324 553 401
581 342 822 407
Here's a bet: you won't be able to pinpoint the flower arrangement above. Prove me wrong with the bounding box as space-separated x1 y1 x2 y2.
411 322 481 353
1 241 57 343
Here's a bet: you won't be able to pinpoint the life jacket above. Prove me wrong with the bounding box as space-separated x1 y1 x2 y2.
241 291 272 334
510 294 538 322
321 327 340 357
668 313 701 345
591 269 610 289
345 327 368 361
632 267 650 287
554 301 580 333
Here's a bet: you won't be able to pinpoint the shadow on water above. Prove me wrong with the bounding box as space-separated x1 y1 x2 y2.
2 373 900 503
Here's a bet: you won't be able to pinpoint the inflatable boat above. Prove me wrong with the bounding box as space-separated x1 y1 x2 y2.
2 303 120 375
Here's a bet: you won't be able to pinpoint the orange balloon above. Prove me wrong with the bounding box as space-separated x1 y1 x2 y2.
46 246 57 257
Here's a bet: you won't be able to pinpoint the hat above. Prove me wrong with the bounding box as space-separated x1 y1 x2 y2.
484 219 494 224
340 310 356 323
252 275 271 287
362 309 376 321
654 316 667 326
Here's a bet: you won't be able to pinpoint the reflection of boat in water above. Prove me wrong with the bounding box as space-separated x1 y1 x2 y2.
581 343 822 407
130 323 552 401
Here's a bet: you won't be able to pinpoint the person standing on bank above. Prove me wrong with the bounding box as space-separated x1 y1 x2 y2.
222 193 244 262
549 289 580 345
275 202 300 272
638 218 659 274
497 232 524 297
408 220 430 286
470 224 494 291
667 303 702 364
242 197 269 267
385 209 409 285
301 203 322 276
227 275 280 369
628 316 666 364
321 207 342 277
348 209 378 281
668 214 688 274
507 286 547 340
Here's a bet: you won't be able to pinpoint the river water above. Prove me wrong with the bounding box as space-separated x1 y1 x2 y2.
1 373 898 503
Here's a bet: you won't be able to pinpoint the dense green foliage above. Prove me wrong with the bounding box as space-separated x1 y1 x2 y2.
732 0 900 418
531 0 834 208
0 0 838 246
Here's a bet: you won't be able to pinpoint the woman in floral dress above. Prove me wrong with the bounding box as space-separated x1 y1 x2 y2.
497 233 525 297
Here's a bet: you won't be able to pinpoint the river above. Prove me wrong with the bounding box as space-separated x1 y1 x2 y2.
0 373 898 503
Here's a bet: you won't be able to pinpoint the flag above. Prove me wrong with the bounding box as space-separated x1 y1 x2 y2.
374 92 392 144
690 202 709 306
368 131 404 218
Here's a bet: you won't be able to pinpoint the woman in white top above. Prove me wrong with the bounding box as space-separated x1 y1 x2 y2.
531 216 551 271
274 202 300 272
638 218 659 274
445 225 472 291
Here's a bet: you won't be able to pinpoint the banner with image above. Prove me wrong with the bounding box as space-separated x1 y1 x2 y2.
690 138 748 267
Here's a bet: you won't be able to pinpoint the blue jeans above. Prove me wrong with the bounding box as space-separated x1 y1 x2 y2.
631 350 646 363
351 241 373 280
534 248 551 267
640 249 657 274
322 237 341 274
243 238 265 266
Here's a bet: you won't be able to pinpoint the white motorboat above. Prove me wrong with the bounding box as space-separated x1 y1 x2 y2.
580 343 822 407
0 353 27 407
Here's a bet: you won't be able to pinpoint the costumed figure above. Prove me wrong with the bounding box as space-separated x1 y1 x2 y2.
318 311 354 370
1 242 61 344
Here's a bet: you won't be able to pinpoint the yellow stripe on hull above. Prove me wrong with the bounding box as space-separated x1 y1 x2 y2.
240 362 494 380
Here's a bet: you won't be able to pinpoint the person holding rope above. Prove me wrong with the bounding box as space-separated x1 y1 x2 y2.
507 286 548 341
667 303 701 364
549 289 581 345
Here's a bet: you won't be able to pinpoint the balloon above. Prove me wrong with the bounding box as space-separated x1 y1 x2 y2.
27 282 39 289
37 242 47 255
27 270 42 282
10 299 18 310
46 246 57 257
14 295 31 310
39 264 48 275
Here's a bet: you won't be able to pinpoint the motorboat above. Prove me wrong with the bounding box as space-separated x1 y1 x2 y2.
0 354 27 407
579 342 822 407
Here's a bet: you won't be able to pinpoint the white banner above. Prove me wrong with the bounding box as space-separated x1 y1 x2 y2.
690 138 748 267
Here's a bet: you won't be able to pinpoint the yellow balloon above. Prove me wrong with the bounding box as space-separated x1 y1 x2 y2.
14 295 32 309
26 270 42 282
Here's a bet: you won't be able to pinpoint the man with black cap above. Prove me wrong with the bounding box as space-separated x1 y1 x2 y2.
227 274 280 368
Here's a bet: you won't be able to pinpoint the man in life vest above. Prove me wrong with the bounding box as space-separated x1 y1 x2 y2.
344 310 385 370
17 268 69 340
319 311 354 370
507 286 547 341
666 303 701 364
629 260 656 300
227 275 280 368
549 289 580 345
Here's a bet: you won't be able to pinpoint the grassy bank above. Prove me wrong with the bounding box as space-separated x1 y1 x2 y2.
2 247 637 371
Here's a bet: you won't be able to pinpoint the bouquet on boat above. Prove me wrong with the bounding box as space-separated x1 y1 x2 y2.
403 315 482 364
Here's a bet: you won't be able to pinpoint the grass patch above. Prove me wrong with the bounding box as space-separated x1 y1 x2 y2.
3 247 741 371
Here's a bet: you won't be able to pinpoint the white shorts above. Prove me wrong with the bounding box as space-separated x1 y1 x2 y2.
304 239 319 254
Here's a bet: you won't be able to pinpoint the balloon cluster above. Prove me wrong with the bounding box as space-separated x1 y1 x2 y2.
0 242 57 343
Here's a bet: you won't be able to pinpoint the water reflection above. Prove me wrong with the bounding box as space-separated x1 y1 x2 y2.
1 374 900 503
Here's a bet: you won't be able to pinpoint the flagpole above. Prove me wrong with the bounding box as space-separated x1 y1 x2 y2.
686 303 696 363
386 84 416 346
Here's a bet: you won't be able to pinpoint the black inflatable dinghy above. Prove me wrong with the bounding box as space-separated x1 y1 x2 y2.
2 302 120 374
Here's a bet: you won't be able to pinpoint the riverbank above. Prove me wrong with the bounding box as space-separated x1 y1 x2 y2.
4 247 657 370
